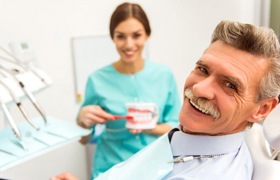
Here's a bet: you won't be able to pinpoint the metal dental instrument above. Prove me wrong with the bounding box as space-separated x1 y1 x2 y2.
0 100 21 140
0 95 28 151
0 73 39 130
0 66 48 125
168 154 227 163
0 46 47 85
18 80 48 125
0 46 48 124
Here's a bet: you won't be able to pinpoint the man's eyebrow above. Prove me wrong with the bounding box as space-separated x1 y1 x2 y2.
196 60 243 89
196 60 208 68
223 76 243 89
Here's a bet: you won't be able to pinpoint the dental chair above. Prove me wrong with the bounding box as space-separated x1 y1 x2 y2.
245 105 280 180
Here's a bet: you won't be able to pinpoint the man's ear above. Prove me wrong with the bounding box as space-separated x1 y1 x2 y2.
248 97 278 123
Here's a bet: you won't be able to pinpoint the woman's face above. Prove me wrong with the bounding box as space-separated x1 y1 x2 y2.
113 17 149 63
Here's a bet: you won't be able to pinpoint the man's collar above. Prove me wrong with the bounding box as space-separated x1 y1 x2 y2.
170 127 245 156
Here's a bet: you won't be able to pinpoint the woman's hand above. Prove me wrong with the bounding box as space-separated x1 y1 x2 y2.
77 105 114 128
129 129 143 134
50 172 78 180
129 124 172 135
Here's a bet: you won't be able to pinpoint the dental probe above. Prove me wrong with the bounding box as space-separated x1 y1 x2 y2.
0 96 28 150
0 101 28 150
0 67 48 125
0 100 21 140
19 81 48 125
0 75 39 130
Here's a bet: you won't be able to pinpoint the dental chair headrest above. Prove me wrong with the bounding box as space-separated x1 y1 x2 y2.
263 104 280 151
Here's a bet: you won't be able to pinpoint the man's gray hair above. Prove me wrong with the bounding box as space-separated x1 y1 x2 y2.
211 20 280 102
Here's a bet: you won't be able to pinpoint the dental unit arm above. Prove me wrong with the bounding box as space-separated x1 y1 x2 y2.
0 45 52 145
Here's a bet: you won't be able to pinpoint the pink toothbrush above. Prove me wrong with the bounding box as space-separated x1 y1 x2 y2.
113 115 136 122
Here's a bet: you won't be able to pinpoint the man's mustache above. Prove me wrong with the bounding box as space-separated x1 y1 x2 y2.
185 88 221 120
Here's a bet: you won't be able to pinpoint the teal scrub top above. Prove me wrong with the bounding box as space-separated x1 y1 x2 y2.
81 59 181 178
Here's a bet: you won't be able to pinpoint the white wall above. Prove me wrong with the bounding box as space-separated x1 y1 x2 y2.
0 0 278 179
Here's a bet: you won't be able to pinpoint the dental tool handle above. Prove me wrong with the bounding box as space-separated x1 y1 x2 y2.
32 101 48 124
1 103 21 140
19 82 48 125
17 103 40 130
0 79 39 130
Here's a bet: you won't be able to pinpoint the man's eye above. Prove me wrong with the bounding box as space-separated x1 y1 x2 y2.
199 67 208 74
225 82 237 90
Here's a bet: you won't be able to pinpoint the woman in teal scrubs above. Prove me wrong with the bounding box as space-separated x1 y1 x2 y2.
77 2 181 178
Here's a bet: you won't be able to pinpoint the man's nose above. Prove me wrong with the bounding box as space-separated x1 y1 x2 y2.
192 77 216 100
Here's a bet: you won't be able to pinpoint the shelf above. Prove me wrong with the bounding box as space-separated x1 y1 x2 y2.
0 116 91 171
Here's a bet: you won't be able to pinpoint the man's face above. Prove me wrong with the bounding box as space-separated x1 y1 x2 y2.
179 40 269 135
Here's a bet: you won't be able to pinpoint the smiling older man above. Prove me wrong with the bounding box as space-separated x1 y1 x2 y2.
52 20 280 180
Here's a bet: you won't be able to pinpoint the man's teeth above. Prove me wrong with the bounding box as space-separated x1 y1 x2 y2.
190 100 210 115
185 89 191 97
